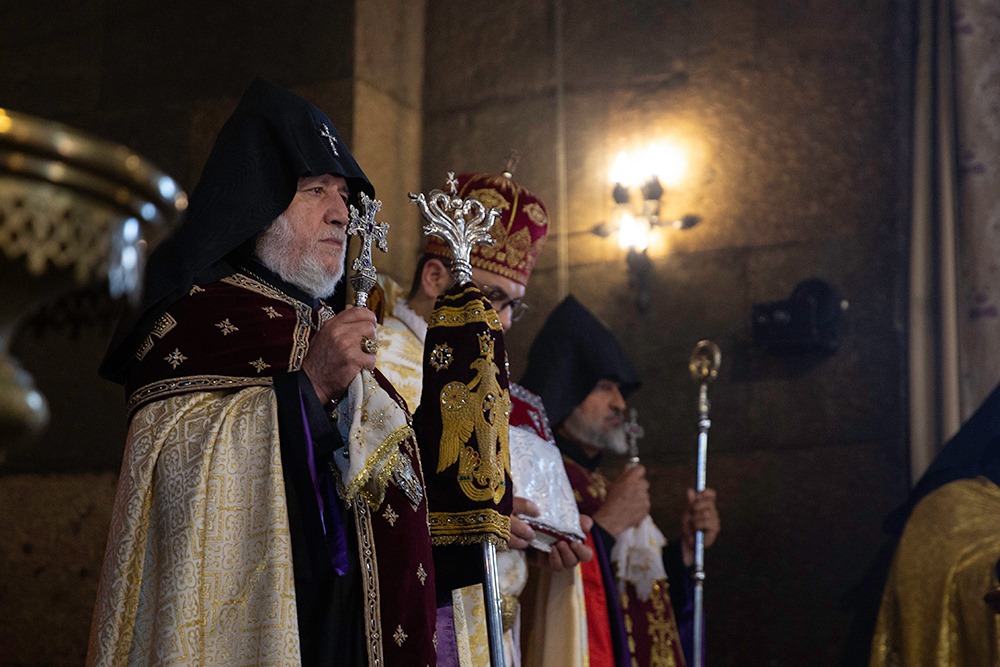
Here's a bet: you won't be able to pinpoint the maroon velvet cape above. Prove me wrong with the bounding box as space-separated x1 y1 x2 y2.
563 455 687 667
125 268 438 666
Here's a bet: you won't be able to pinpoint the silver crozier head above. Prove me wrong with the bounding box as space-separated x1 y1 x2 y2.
346 190 388 307
408 171 500 284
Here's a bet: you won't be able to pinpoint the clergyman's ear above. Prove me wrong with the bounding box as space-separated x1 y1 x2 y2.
420 257 452 298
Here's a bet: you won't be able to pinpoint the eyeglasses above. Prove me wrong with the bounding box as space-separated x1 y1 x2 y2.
478 283 529 323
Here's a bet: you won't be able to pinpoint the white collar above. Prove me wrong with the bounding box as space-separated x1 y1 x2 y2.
391 297 428 343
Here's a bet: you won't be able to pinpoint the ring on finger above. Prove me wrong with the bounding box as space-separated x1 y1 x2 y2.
361 335 379 354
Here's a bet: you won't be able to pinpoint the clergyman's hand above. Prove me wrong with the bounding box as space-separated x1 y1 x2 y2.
529 515 595 571
302 306 378 404
509 496 539 550
680 487 720 566
545 514 594 570
592 464 650 539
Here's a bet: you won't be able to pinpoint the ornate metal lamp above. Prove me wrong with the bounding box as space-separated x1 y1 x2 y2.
0 109 187 448
591 142 702 314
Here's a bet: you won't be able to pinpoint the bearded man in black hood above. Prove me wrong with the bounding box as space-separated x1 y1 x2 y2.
521 295 720 667
88 79 437 667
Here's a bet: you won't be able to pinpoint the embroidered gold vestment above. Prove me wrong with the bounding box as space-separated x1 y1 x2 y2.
88 271 438 666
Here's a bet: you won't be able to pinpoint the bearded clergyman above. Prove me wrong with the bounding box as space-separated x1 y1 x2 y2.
88 79 437 667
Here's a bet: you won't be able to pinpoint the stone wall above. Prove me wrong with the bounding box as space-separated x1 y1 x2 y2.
0 0 912 664
421 1 912 665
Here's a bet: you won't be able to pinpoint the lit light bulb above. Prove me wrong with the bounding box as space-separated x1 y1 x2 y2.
645 142 687 187
609 150 636 187
618 211 651 251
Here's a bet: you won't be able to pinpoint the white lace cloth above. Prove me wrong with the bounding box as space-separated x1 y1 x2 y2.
509 426 585 551
333 369 423 509
610 515 667 601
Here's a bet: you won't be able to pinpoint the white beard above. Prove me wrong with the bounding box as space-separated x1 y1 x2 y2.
563 411 630 456
256 212 344 299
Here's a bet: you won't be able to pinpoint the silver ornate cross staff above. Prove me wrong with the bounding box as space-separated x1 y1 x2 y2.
409 171 499 285
410 172 506 667
347 191 388 308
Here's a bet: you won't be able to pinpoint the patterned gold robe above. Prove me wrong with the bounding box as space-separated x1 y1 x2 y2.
88 268 438 666
375 276 425 412
870 477 1000 667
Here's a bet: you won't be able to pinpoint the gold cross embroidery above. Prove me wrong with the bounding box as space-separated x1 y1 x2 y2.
215 319 238 335
164 348 187 369
249 358 271 373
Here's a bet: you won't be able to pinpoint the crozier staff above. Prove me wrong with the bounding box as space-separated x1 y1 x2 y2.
377 163 592 667
521 296 721 667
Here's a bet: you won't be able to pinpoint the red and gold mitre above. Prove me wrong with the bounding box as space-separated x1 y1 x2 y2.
424 171 549 286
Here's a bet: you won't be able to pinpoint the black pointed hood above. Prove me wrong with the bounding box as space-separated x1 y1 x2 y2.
886 382 1000 534
519 295 641 427
100 78 372 382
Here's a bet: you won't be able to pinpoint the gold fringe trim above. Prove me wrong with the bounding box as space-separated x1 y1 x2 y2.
428 509 511 546
430 292 502 331
342 424 417 509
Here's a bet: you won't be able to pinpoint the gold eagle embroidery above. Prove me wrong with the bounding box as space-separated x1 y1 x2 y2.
438 332 511 504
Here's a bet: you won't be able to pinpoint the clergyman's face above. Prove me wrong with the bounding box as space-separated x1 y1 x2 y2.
256 174 350 298
470 266 526 332
562 378 629 455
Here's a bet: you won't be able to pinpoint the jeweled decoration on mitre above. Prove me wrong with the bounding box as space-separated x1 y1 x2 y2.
423 170 549 286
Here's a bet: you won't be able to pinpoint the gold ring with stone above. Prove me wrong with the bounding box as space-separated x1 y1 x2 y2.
361 336 379 354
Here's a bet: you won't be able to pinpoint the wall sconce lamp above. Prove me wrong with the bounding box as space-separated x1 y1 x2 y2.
592 145 702 313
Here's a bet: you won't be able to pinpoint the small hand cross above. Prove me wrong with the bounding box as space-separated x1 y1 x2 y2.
347 191 388 307
623 407 645 463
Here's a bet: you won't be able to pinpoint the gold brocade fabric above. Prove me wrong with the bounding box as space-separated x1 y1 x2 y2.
87 387 299 666
453 585 491 667
871 477 1000 667
375 277 425 412
333 368 423 510
452 554 529 667
377 325 424 411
